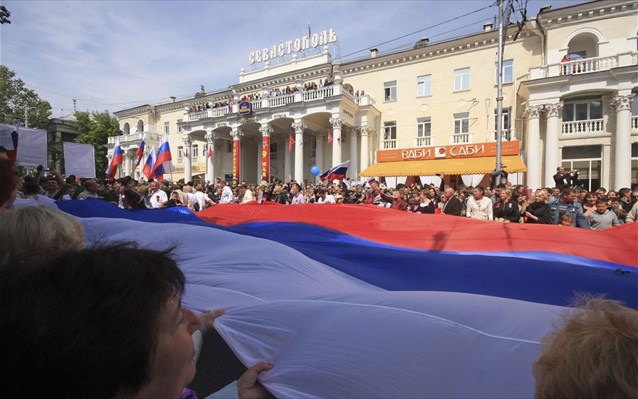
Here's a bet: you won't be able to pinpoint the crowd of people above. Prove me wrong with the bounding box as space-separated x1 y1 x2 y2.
4 150 637 231
1 150 637 398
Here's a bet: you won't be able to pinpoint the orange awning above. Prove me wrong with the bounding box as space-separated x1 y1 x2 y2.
359 155 526 177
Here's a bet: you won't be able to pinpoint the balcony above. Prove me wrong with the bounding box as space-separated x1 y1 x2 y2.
108 131 161 146
383 139 398 149
562 119 604 135
529 52 638 80
185 84 362 122
450 133 471 144
414 136 434 147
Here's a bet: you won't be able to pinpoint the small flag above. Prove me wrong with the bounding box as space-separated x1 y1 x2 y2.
152 134 172 181
320 160 351 182
106 138 123 179
327 130 333 145
134 133 146 170
288 134 295 153
208 144 213 158
142 145 156 180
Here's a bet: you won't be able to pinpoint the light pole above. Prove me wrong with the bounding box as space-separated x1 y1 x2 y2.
24 106 32 128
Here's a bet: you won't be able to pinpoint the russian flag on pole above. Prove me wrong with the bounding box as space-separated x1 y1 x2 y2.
141 145 157 180
106 138 123 179
152 134 172 181
320 160 350 182
134 134 146 170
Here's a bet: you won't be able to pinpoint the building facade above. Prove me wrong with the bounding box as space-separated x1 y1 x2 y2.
110 0 638 190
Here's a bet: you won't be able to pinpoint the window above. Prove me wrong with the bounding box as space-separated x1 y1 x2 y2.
384 81 397 102
192 144 199 162
122 122 130 135
177 146 183 162
495 60 513 84
562 145 602 191
494 108 512 139
454 68 470 91
164 122 170 134
270 142 278 160
417 75 431 97
177 119 183 133
383 121 397 149
454 113 469 134
417 117 431 137
384 121 397 140
563 100 602 121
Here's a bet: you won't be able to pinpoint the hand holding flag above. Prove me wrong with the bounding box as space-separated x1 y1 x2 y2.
320 160 350 182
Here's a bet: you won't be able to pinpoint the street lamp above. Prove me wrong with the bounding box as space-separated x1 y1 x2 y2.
24 106 32 128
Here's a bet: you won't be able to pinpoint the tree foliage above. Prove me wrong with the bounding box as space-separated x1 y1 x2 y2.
0 5 10 24
75 110 121 176
0 66 52 129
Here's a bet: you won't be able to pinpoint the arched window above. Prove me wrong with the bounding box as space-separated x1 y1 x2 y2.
123 122 130 135
567 32 599 59
136 120 144 133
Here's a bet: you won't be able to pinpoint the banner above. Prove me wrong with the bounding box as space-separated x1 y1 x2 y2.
63 142 96 178
232 139 240 183
261 135 270 183
0 124 47 167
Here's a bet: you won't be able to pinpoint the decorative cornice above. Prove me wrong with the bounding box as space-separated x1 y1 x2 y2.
259 125 273 137
523 105 544 119
341 28 533 77
540 1 637 28
232 64 331 94
544 103 563 118
114 105 152 119
329 117 342 129
292 122 306 133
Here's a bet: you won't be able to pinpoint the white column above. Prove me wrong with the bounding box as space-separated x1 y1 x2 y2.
360 126 370 174
205 131 215 183
284 136 292 182
611 95 633 189
292 120 305 182
524 105 543 190
349 127 359 179
315 132 324 182
330 116 342 166
544 103 562 188
183 135 193 183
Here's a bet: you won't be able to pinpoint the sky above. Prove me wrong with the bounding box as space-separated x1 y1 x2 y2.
1 0 581 118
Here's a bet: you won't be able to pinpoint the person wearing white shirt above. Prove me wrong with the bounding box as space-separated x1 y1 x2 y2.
240 184 254 204
316 188 335 204
219 181 234 204
466 186 493 220
148 181 168 209
290 183 305 204
194 184 214 211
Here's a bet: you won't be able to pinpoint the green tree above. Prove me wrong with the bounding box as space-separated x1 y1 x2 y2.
0 66 51 128
75 110 121 176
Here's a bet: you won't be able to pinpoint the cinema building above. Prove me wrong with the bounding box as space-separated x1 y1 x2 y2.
111 0 638 190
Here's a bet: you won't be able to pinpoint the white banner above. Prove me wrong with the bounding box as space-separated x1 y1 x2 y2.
64 142 96 178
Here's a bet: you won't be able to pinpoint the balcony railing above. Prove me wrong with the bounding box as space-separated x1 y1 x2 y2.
529 52 638 80
184 84 362 123
383 139 398 149
108 131 161 145
632 116 638 132
450 133 471 144
562 119 604 135
414 136 433 147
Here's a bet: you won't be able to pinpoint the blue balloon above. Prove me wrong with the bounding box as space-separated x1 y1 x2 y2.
310 165 321 176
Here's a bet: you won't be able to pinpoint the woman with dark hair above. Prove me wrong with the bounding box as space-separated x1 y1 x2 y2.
0 246 272 399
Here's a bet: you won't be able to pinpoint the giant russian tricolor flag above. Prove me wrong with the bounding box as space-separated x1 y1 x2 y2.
106 138 123 179
55 200 638 398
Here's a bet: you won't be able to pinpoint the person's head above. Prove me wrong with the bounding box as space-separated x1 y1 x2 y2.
584 192 597 204
632 190 638 203
534 191 548 203
551 187 561 198
560 214 574 227
618 188 632 201
557 166 564 173
84 179 98 193
607 190 618 199
170 191 180 201
0 246 201 399
472 186 485 200
317 188 326 197
533 297 638 399
291 182 301 195
0 206 85 265
444 187 455 200
44 178 59 193
561 188 577 204
595 199 609 214
0 158 17 211
500 188 512 201
0 145 8 160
